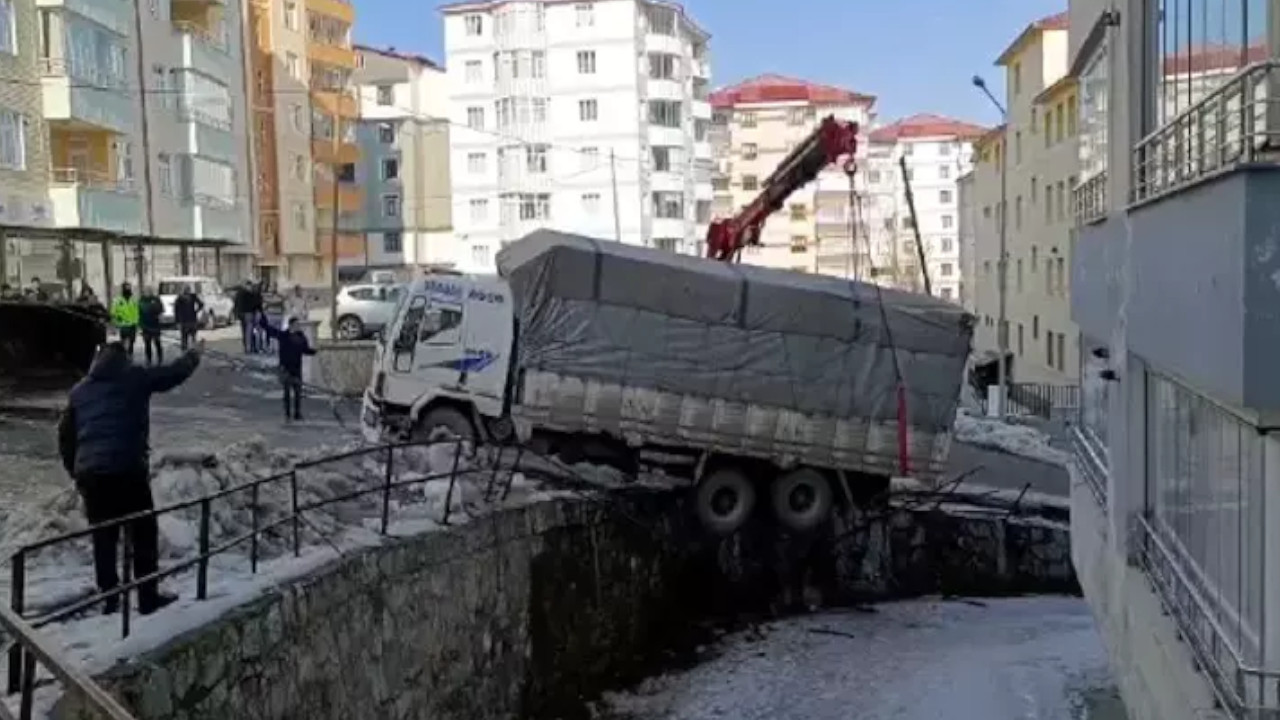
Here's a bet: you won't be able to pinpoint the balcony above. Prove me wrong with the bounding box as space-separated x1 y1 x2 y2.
175 22 236 80
312 89 358 119
691 99 711 120
39 59 133 135
318 232 367 260
178 107 237 159
191 201 247 243
690 56 711 80
308 40 357 69
1074 59 1280 412
306 0 354 24
645 78 683 102
47 168 143 234
647 125 685 148
313 180 364 213
644 32 684 56
311 138 360 165
1072 171 1106 225
35 0 131 36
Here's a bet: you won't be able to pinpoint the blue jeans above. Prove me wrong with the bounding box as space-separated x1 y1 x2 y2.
239 312 258 353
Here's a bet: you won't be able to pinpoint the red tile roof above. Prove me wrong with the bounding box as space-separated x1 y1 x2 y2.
709 74 875 109
997 11 1070 64
868 114 989 143
1162 43 1265 75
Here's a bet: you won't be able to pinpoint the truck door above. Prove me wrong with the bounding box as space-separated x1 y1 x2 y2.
384 293 467 398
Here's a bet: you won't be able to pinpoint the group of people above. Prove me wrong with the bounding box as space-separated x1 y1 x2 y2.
232 280 310 356
56 276 323 616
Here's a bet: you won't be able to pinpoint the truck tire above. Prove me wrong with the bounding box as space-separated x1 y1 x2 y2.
415 405 476 447
696 467 756 535
771 468 833 533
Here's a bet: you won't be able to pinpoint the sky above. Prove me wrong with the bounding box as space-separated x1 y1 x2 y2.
352 0 1067 126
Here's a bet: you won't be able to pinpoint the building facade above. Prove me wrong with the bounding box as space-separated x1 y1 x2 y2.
968 12 1080 384
1068 0 1280 718
442 0 712 273
956 170 977 309
248 0 361 288
707 74 874 275
351 45 453 276
861 115 981 301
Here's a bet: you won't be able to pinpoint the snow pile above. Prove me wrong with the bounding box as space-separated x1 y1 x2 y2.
952 409 1068 466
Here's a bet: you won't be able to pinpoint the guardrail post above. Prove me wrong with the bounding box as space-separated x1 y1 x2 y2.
380 447 393 535
442 440 463 526
120 528 132 639
18 650 35 720
290 470 300 557
250 484 260 574
8 550 25 693
197 498 211 601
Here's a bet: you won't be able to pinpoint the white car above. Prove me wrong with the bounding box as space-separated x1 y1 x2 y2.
157 276 233 328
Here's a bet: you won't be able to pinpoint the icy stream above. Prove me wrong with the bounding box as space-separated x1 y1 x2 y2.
592 597 1129 720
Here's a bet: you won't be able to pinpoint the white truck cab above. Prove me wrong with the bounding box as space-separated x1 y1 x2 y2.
362 273 514 443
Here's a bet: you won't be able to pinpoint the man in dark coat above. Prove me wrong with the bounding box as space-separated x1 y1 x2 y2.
233 280 261 354
57 340 203 614
258 314 316 421
138 286 165 366
173 285 204 351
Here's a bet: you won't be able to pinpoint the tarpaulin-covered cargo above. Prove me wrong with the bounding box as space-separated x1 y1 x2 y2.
496 230 975 482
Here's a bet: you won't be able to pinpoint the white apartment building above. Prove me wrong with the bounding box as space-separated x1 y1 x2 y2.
352 45 454 275
957 170 977 308
708 74 874 275
442 0 713 272
861 115 981 302
968 12 1080 384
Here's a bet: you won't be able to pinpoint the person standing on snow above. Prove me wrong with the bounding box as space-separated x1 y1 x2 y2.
173 285 204 351
284 284 310 322
258 314 316 421
233 280 260 354
57 339 203 615
137 287 165 366
110 282 140 358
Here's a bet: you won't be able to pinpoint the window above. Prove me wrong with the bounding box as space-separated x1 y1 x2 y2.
1016 258 1024 291
742 175 758 191
467 152 486 174
939 165 950 180
469 198 488 222
465 60 482 83
647 100 681 128
517 193 550 221
533 98 547 122
0 0 16 54
742 143 757 160
651 146 674 172
1078 41 1109 181
580 147 599 171
471 245 489 267
1011 62 1021 95
739 112 756 128
1045 187 1054 221
940 263 953 277
466 107 485 130
291 153 306 180
941 214 953 229
940 287 954 300
579 99 598 122
939 190 952 204
1046 331 1055 367
383 231 403 253
378 122 395 144
652 191 683 219
376 85 394 106
290 104 304 133
941 237 954 253
337 163 356 182
284 0 298 30
787 108 813 126
576 50 596 74
293 202 307 230
382 194 401 217
1032 315 1039 339
465 14 483 36
1066 97 1077 136
1056 333 1065 371
581 192 600 214
0 110 24 169
786 236 807 253
1015 195 1023 229
1014 131 1022 164
156 152 173 194
867 170 880 184
575 3 594 26
285 53 300 80
525 145 547 173
1056 257 1066 296
1059 180 1069 220
381 157 400 181
938 143 951 157
648 53 677 80
653 238 679 252
789 203 807 221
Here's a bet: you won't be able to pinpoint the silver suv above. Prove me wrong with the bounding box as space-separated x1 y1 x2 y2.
334 283 404 340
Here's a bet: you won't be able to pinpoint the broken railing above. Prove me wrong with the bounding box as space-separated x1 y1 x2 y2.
1132 60 1280 205
3 437 529 714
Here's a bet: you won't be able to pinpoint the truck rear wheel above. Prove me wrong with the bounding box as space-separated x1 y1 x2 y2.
771 468 833 532
696 467 755 535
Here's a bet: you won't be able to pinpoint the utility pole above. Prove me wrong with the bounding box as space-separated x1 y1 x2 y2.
973 75 1009 415
131 0 155 290
899 155 931 296
609 149 621 243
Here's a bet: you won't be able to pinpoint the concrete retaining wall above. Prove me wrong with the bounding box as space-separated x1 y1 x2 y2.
312 341 376 397
54 492 1075 720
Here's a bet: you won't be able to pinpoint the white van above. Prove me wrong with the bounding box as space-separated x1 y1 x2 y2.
157 276 234 327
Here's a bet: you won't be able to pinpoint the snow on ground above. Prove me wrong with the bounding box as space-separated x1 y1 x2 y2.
952 409 1069 467
593 596 1127 720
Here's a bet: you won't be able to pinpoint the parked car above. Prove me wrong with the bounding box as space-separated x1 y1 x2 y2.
334 283 404 339
157 276 233 328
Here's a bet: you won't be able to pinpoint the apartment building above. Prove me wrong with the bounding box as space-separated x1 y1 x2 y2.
956 170 977 308
1067 0 1280 718
2 0 253 291
350 45 453 276
968 12 1080 384
708 74 874 275
442 0 713 273
248 0 362 288
861 115 981 302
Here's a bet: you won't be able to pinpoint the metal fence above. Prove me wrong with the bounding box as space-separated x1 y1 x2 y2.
1069 425 1108 506
1132 60 1280 205
978 382 1080 420
3 438 520 715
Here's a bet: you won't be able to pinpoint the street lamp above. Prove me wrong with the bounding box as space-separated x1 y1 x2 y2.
972 74 1009 416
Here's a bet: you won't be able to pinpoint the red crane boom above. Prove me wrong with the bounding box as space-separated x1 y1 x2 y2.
705 115 859 261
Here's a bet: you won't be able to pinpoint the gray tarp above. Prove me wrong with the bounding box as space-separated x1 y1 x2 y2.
496 229 974 434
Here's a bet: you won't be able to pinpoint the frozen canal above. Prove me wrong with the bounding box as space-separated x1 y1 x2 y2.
595 597 1128 720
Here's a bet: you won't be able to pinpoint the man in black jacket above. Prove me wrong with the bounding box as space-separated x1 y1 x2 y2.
232 280 261 354
173 285 204 351
138 286 165 366
57 339 203 614
258 314 316 421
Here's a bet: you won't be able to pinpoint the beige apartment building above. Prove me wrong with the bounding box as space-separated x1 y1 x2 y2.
708 74 874 274
968 11 1081 384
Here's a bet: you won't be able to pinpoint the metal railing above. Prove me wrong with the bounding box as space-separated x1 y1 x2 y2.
172 20 228 52
1132 60 1280 205
0 604 137 720
49 167 135 193
1069 425 1108 506
1135 514 1280 719
978 383 1080 420
177 103 233 132
36 58 126 91
1073 171 1107 225
4 438 519 707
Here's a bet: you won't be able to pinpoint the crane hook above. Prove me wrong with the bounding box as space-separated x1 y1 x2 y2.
842 158 857 177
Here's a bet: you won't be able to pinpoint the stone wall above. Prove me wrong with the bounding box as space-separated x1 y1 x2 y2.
54 493 1075 720
312 341 376 397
